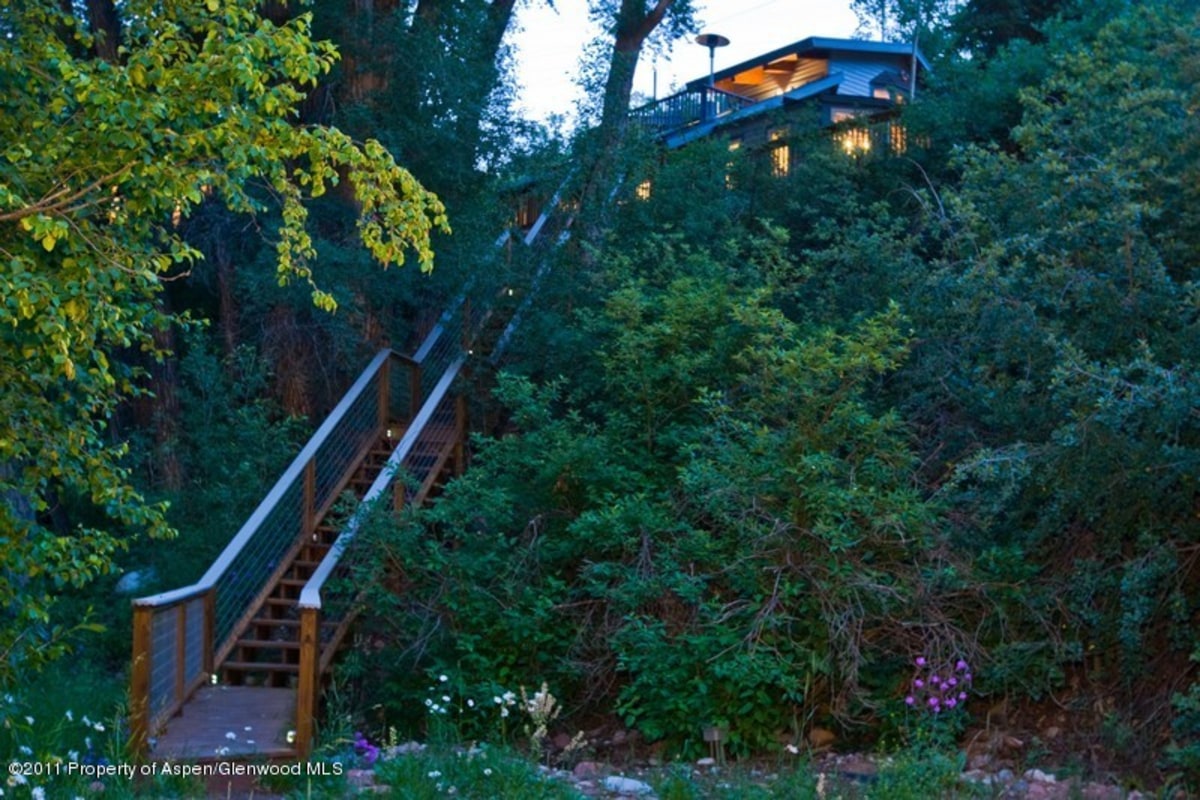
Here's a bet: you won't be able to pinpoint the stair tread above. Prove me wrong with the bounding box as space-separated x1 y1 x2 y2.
237 639 301 649
222 661 299 672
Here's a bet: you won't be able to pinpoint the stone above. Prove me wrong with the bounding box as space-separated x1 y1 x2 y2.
696 757 716 767
997 768 1015 783
602 775 653 795
573 761 602 779
346 769 376 789
967 752 992 770
807 727 836 750
115 568 157 595
1042 726 1062 740
960 770 992 785
1024 768 1057 783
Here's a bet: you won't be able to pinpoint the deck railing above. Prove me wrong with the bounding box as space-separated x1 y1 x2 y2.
129 348 419 752
630 86 755 135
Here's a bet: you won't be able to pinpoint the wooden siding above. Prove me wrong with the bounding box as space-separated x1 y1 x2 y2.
829 53 913 97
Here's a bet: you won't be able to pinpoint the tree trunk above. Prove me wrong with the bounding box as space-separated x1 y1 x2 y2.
579 0 677 254
85 0 121 62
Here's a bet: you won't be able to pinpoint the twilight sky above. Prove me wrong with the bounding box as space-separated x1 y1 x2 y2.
511 0 863 126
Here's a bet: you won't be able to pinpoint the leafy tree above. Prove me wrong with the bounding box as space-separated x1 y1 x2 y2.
0 0 446 684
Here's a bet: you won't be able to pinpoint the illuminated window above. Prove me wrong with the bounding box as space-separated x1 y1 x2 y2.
768 129 790 177
838 127 872 154
635 179 652 200
873 87 891 100
889 121 907 154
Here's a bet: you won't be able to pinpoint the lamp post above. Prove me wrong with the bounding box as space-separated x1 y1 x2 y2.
695 32 730 120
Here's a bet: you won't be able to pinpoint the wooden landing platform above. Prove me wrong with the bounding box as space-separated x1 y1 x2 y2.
150 686 298 761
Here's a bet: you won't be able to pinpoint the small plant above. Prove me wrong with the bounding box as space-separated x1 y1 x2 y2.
900 656 974 751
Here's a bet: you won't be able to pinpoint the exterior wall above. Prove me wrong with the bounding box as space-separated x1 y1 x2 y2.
829 52 915 97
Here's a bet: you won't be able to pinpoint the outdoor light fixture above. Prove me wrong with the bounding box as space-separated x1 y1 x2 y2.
695 33 730 88
695 33 730 121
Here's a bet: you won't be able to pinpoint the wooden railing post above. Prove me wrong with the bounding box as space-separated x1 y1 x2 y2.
129 604 152 758
175 603 187 708
409 364 421 421
378 356 391 430
203 588 216 676
303 459 316 538
295 606 320 759
454 395 468 476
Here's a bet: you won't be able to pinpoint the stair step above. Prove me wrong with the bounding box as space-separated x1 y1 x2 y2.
223 661 299 673
264 597 298 607
237 639 301 650
249 618 337 629
278 578 308 588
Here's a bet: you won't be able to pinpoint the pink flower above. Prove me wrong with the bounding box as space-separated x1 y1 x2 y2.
914 679 924 689
905 696 915 706
956 660 968 672
915 657 927 667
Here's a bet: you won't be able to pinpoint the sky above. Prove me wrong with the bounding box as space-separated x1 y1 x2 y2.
511 0 863 126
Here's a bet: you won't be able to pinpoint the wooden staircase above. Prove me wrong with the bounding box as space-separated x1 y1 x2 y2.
219 430 402 688
130 174 574 764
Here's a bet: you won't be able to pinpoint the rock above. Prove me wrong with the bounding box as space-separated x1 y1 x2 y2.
960 769 992 785
346 769 375 789
573 761 602 779
695 757 716 767
610 729 629 746
807 727 836 750
1042 726 1062 740
997 768 1015 783
967 751 992 770
115 568 157 595
602 775 653 795
1024 768 1057 783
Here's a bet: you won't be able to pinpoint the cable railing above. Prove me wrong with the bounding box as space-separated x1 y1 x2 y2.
129 348 419 753
293 354 467 754
130 166 576 760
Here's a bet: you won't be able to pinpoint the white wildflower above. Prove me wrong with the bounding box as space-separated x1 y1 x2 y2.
225 731 237 740
68 751 79 762
427 770 442 778
31 787 45 800
441 695 450 703
18 746 31 756
483 768 493 777
439 675 448 683
24 716 33 725
64 710 73 721
8 773 26 786
466 699 475 708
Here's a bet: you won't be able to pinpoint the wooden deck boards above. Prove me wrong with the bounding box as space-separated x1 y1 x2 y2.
150 686 297 761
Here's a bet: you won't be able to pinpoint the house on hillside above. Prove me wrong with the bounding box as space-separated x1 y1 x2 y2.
631 36 929 161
